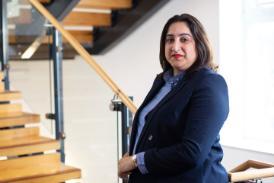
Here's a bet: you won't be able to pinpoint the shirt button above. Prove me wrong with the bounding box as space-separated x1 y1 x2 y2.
148 135 153 141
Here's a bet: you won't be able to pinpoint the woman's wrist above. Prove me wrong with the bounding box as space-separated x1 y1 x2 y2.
131 154 138 168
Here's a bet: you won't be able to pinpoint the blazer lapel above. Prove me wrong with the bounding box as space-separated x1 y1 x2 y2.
135 77 189 152
133 68 208 153
129 74 165 154
146 70 203 120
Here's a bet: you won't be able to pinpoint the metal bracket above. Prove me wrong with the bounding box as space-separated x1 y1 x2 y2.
3 63 9 70
109 94 122 111
60 132 66 140
45 113 55 120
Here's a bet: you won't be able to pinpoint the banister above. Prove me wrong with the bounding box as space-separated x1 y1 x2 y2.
28 0 137 114
229 160 274 182
230 159 274 173
229 167 274 182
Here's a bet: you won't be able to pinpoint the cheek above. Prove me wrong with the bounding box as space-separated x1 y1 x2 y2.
164 46 170 57
188 46 197 60
192 49 198 61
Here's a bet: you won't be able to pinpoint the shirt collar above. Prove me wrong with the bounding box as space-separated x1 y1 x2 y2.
163 70 185 88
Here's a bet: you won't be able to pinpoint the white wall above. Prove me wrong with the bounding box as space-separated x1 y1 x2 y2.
94 0 219 107
9 0 274 182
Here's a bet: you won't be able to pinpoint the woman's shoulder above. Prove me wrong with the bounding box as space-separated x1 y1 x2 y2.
197 67 225 80
193 67 227 89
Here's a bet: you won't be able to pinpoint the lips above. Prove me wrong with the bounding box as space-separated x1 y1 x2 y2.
172 54 183 59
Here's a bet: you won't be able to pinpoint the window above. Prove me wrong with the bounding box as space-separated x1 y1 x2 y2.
219 0 274 154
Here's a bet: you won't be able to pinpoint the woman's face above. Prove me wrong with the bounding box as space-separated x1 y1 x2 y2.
164 22 197 75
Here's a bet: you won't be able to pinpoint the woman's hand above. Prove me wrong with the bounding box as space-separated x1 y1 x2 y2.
118 153 137 179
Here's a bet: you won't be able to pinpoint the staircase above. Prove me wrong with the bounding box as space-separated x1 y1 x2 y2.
8 0 169 60
0 72 81 182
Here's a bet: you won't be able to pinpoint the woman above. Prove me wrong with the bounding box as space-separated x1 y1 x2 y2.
118 13 229 183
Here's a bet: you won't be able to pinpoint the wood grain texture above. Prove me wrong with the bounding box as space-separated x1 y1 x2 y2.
0 127 39 140
77 0 132 9
63 12 111 26
0 84 4 93
0 104 22 118
0 136 59 156
0 113 40 128
0 91 22 102
0 153 81 183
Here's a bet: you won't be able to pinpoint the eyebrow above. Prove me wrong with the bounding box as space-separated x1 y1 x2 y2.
166 33 192 37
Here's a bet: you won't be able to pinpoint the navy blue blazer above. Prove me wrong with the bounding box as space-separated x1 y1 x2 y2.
128 67 229 183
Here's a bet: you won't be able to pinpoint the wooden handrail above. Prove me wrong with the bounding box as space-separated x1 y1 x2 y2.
28 0 137 114
230 159 274 173
229 167 274 182
229 160 274 182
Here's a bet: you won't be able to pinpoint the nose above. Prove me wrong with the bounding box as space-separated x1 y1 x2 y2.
171 38 180 52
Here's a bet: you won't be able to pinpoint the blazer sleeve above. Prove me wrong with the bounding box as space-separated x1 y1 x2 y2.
144 73 229 175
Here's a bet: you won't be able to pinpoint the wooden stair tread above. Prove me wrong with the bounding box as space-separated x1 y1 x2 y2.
0 127 39 140
65 30 93 44
0 83 4 93
0 112 40 128
0 136 56 147
0 72 3 80
63 11 111 26
0 153 81 182
0 91 22 101
0 164 81 183
0 136 60 156
77 0 132 9
0 103 23 118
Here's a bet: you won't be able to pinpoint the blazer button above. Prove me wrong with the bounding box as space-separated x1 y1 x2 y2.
148 135 153 141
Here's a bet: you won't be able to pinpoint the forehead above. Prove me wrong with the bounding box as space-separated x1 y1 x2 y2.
167 22 192 36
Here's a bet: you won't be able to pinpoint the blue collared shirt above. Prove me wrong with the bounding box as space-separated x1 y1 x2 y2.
133 70 185 174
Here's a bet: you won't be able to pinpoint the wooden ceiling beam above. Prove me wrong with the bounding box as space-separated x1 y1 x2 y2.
62 12 111 26
76 0 132 9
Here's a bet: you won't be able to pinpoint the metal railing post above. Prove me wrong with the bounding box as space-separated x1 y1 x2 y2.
0 0 10 90
120 97 133 155
52 27 65 162
110 96 133 183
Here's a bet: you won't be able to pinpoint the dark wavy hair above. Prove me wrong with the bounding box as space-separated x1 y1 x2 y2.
159 13 217 73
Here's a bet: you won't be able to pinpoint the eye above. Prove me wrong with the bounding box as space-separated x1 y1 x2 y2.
180 36 188 43
165 37 174 44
